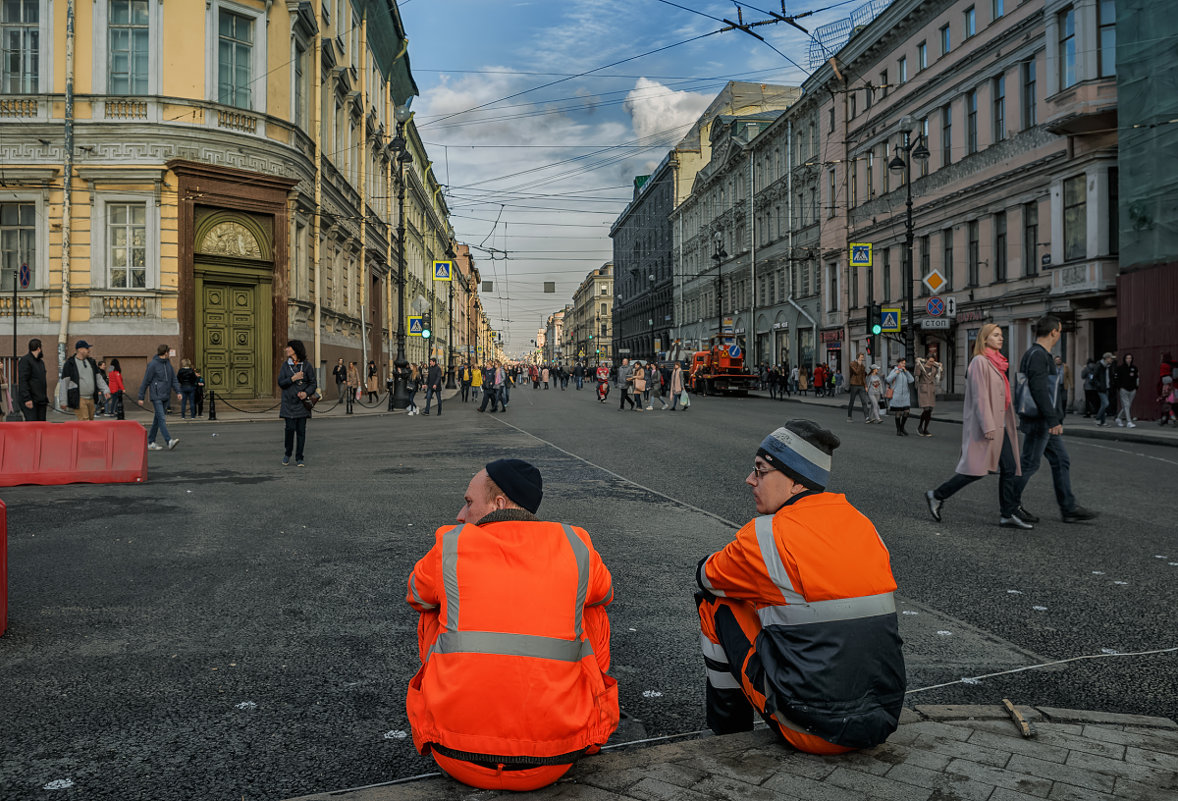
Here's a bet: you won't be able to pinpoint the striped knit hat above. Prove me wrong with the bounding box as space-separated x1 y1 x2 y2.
756 420 840 491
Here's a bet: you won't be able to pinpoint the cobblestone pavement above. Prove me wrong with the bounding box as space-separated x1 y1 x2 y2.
286 706 1178 801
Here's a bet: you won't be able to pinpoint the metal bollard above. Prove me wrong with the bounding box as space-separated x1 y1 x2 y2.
207 390 217 421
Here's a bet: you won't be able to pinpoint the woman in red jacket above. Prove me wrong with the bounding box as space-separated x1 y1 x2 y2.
107 358 126 419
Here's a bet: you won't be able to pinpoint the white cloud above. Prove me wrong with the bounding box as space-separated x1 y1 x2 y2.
623 77 712 145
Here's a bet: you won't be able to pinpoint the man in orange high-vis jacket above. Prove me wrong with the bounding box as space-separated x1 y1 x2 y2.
696 420 906 754
406 458 618 791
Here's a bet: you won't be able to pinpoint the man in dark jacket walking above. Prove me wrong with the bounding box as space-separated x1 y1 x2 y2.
61 339 111 420
1012 316 1096 524
137 344 182 450
423 357 443 416
17 338 49 421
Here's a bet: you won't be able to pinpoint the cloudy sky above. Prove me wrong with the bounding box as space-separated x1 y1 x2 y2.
398 0 853 355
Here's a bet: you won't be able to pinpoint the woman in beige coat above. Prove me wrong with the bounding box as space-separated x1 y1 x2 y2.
914 353 943 437
669 362 687 411
925 324 1028 528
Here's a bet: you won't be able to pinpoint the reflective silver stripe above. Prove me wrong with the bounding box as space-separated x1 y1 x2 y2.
699 554 727 597
562 524 590 639
707 668 741 689
754 515 805 604
772 711 811 735
588 586 613 607
408 574 436 610
756 592 896 627
432 630 594 662
699 633 727 663
441 524 465 631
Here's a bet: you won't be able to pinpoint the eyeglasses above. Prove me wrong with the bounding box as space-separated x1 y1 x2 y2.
750 463 775 480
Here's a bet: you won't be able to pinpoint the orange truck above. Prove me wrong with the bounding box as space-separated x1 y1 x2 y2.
689 335 758 396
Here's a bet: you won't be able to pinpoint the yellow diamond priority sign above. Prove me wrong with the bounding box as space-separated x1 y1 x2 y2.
923 268 947 294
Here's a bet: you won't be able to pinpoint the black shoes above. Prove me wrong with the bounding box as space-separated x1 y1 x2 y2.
999 515 1034 530
1015 506 1040 523
925 490 943 522
1061 506 1098 523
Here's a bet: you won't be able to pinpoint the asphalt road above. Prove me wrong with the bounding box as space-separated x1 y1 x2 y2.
1 385 1174 800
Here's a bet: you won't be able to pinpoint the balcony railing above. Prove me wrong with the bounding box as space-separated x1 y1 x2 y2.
0 295 39 316
0 97 38 117
90 293 160 319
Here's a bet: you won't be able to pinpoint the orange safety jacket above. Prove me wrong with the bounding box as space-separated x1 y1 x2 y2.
697 491 905 749
406 517 619 764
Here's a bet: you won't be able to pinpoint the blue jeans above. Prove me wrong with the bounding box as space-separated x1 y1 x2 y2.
1096 391 1110 423
180 387 197 418
576 376 583 389
1015 422 1075 513
425 386 442 414
148 399 172 444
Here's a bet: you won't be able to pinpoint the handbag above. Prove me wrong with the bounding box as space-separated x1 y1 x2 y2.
633 377 647 392
681 390 691 408
884 386 894 400
302 393 319 413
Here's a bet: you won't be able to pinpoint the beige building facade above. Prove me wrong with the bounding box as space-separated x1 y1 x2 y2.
567 262 613 365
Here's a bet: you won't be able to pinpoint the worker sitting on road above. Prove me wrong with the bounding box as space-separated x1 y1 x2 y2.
406 459 619 791
696 420 906 754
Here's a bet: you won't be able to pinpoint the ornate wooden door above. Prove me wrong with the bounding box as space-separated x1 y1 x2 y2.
201 282 258 399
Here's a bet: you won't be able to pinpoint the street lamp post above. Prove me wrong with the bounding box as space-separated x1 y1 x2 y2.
391 103 413 409
888 124 930 367
712 231 727 338
445 235 457 389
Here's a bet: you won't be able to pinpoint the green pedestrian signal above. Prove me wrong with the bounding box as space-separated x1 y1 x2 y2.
870 303 883 336
422 313 433 339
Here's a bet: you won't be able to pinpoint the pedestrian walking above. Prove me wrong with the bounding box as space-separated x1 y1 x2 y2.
669 362 689 411
477 363 499 413
648 363 669 410
617 358 635 410
61 340 111 421
423 357 443 416
813 363 826 397
573 361 585 390
1094 352 1115 426
95 360 110 416
642 363 655 409
107 358 126 420
846 353 871 421
471 362 483 400
865 364 884 423
789 364 799 396
277 339 316 466
406 364 421 415
1056 356 1072 415
914 352 943 437
177 359 199 419
1114 354 1139 428
137 343 182 451
925 324 1027 529
541 365 550 389
366 360 379 403
1081 358 1098 417
17 338 49 421
333 358 347 402
1011 315 1098 525
630 363 646 411
885 358 915 436
696 420 905 753
346 361 360 414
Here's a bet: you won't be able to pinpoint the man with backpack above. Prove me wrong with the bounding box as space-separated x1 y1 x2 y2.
1011 316 1096 524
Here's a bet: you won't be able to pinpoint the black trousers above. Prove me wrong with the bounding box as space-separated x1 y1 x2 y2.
283 416 308 460
933 431 1019 517
21 402 48 421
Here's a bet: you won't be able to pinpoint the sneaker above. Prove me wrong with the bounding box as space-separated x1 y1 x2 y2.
296 460 305 467
147 442 162 451
1095 421 1108 427
282 456 290 466
999 515 1034 530
1061 506 1098 523
925 490 943 522
1116 420 1125 427
167 439 179 450
847 418 854 422
1015 506 1040 523
1127 422 1137 428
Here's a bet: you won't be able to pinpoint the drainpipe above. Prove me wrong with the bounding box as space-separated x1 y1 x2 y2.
785 119 818 369
747 143 756 368
358 12 368 373
312 0 322 370
56 0 76 382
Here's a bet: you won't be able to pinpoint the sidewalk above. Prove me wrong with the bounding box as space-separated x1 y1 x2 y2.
749 390 1178 449
286 705 1178 801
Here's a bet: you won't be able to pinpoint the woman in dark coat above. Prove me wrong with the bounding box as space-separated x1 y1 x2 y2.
278 339 317 466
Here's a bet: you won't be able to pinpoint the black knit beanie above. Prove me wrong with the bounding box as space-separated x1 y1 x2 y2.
485 458 543 513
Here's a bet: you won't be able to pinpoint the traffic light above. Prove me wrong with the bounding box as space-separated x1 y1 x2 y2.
422 313 433 339
869 303 883 336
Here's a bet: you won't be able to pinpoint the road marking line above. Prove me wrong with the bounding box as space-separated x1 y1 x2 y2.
1064 438 1178 466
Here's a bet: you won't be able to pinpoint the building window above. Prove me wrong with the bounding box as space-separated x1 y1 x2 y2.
966 90 978 154
828 168 836 217
1064 174 1086 261
1059 7 1076 89
866 150 874 197
1 0 39 93
920 117 930 176
0 202 36 290
967 221 980 286
898 56 907 84
601 302 607 315
1022 60 1037 128
1108 166 1119 255
964 6 976 38
918 41 927 71
943 228 954 291
993 0 1004 18
600 323 607 337
850 92 857 119
992 75 1006 142
941 104 953 166
828 263 839 311
994 211 1007 281
919 235 931 296
1023 201 1039 276
107 203 147 289
850 163 858 207
940 24 951 56
108 0 149 94
879 70 888 97
828 106 835 132
882 248 891 302
293 40 306 128
864 83 872 110
218 10 254 109
1098 0 1116 78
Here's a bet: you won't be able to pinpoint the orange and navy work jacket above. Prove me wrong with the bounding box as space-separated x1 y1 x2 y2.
697 491 906 749
406 514 619 764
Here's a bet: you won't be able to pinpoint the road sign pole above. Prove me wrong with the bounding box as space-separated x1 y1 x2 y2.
7 265 18 421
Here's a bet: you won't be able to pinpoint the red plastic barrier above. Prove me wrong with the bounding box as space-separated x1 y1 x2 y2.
0 421 148 487
0 499 6 637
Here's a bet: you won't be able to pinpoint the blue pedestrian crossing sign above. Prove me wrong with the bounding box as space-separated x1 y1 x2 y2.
433 260 453 281
849 243 873 267
408 315 424 336
881 307 902 333
728 345 742 359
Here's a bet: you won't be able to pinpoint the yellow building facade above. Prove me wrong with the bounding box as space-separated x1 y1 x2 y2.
0 0 466 399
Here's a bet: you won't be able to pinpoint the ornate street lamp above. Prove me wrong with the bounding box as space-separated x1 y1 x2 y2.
391 102 413 409
888 123 930 366
712 230 728 337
